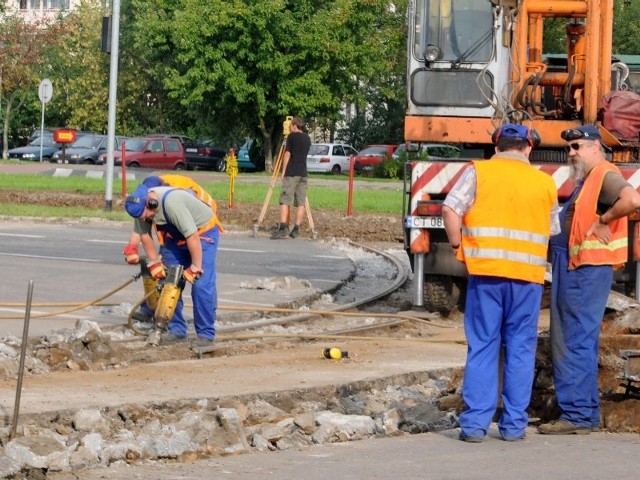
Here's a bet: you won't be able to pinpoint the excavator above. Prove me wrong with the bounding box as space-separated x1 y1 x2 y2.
403 0 640 312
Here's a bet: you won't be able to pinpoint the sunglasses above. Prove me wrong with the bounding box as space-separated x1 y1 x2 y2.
564 142 587 153
561 129 586 141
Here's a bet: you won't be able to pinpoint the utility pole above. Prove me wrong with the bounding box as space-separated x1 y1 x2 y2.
104 0 121 211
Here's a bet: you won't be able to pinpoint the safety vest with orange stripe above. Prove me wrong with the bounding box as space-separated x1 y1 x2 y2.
568 162 628 270
457 157 556 284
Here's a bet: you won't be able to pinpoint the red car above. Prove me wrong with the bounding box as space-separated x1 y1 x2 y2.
99 136 186 170
353 144 397 173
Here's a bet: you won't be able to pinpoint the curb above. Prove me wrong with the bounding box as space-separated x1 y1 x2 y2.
49 167 138 180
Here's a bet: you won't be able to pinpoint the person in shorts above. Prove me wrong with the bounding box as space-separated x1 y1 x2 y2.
271 116 311 239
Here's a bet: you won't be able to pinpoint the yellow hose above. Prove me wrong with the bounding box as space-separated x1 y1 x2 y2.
0 278 135 320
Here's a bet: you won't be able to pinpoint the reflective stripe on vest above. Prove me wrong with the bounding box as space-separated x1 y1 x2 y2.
462 226 549 267
568 162 628 269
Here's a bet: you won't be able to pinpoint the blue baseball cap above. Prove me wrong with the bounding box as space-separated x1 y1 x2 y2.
124 184 149 218
498 124 530 141
574 125 602 140
142 175 164 188
561 125 610 150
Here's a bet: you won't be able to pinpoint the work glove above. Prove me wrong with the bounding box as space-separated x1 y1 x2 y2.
183 265 202 284
122 243 140 265
147 257 167 280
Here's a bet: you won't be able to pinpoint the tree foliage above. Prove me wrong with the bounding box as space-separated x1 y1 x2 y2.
45 1 110 132
126 0 407 167
4 0 640 167
0 14 65 158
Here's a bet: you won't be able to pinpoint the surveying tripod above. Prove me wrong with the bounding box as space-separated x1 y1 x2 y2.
252 116 317 239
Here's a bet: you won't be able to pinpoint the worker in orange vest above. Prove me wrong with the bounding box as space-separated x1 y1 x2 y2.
443 124 560 442
539 125 640 435
122 175 222 338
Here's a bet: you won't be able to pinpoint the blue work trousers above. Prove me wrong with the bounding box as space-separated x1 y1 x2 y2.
459 275 542 440
549 244 611 427
162 227 219 340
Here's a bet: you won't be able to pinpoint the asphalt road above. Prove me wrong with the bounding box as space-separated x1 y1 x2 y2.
0 221 354 337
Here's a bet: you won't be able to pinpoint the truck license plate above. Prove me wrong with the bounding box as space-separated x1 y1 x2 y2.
407 216 445 229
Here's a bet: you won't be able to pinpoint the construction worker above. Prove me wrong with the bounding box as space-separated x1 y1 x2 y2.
442 124 560 442
271 116 311 239
124 181 222 347
539 125 640 435
123 175 221 323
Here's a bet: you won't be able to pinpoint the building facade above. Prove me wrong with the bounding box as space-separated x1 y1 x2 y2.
2 1 80 21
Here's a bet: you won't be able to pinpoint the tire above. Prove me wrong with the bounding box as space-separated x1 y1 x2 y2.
215 159 227 172
331 164 341 175
174 163 186 171
128 161 140 169
423 274 466 314
82 159 94 165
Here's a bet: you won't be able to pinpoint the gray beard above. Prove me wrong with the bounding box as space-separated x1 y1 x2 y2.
569 159 587 181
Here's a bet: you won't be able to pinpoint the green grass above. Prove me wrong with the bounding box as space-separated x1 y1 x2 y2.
0 172 403 218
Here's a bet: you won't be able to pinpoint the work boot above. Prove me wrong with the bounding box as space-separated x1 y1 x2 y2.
458 432 484 443
160 332 187 345
289 225 300 239
270 223 290 239
537 419 591 435
191 337 215 349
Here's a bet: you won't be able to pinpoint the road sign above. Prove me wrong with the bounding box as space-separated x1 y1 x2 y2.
38 79 53 104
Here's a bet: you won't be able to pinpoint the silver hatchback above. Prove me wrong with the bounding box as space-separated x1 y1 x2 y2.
306 143 358 175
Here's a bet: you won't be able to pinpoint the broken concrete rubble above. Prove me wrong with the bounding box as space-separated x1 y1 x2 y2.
0 372 459 478
1 298 639 478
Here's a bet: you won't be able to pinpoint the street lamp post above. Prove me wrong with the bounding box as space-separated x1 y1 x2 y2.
104 0 121 211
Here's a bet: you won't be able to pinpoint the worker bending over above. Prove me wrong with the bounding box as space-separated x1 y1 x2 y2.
122 175 221 323
124 181 222 348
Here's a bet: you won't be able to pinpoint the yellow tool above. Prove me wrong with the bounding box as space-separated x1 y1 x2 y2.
139 259 160 311
154 265 185 331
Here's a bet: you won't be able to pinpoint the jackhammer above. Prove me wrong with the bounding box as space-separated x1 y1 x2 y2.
136 261 185 345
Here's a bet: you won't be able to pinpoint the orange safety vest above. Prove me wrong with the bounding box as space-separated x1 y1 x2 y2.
458 157 557 284
568 162 627 270
159 174 219 215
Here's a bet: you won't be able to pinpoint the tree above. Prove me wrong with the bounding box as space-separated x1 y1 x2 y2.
127 0 407 169
613 0 640 55
0 14 65 158
44 1 111 133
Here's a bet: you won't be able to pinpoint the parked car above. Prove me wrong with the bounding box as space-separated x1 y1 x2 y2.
8 134 62 162
184 140 227 172
29 127 66 143
306 143 358 175
392 143 461 160
146 134 227 172
237 138 258 171
98 136 186 170
50 134 128 165
353 144 397 173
